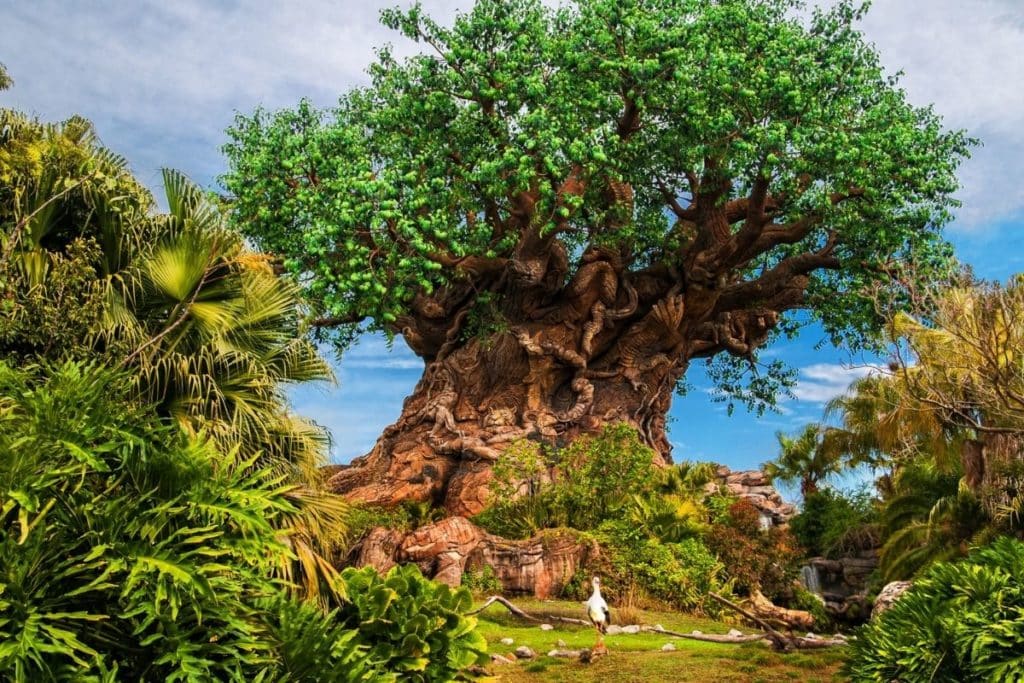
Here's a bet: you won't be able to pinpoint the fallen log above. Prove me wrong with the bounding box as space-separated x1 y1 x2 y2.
708 592 847 652
749 589 815 630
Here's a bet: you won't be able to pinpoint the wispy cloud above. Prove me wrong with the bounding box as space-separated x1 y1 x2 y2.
853 0 1024 229
791 363 882 404
0 0 470 189
340 335 423 371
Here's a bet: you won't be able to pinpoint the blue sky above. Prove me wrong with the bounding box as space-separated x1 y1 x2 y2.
3 0 1023 478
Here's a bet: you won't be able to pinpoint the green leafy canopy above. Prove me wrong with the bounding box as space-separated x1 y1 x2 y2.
224 0 970 356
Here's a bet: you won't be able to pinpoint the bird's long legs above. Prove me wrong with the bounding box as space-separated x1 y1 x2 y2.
593 627 608 655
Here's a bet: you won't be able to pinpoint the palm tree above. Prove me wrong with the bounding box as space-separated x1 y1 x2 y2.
102 170 334 476
98 170 348 602
2 112 348 603
877 461 989 581
764 423 843 497
1 110 153 360
823 374 960 474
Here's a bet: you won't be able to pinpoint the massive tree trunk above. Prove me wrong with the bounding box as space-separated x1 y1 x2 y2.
327 240 789 515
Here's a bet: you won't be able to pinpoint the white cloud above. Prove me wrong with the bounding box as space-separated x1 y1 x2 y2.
853 0 1024 229
340 335 423 370
0 0 470 188
791 362 883 403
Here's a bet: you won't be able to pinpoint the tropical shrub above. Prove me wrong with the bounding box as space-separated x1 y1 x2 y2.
262 597 391 682
1 108 347 602
473 424 658 538
705 499 803 599
0 361 377 681
0 361 490 681
790 488 878 558
585 518 727 613
461 565 502 595
847 537 1024 682
336 565 489 682
877 461 989 582
0 110 153 362
789 585 833 632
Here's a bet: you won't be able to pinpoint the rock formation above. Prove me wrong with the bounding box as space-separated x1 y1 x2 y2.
352 516 596 598
800 550 879 621
871 580 913 620
346 465 799 596
707 466 798 527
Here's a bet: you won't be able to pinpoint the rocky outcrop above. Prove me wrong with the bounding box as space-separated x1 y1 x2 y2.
349 465 794 596
800 550 879 622
871 580 913 620
354 516 596 598
707 466 798 527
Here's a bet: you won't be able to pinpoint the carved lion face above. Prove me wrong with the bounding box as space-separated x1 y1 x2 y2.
483 407 517 428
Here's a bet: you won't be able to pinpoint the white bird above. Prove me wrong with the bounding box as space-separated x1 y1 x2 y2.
586 576 611 650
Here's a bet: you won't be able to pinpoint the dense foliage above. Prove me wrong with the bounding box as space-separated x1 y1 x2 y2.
473 424 657 538
0 108 351 600
337 565 489 682
0 109 333 471
847 537 1024 682
586 519 726 613
0 362 377 681
0 105 488 681
789 488 878 559
472 425 808 611
704 499 802 598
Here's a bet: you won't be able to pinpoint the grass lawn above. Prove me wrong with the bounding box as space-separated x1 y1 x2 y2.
473 598 848 682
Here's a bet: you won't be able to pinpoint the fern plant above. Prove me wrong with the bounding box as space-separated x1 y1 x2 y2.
0 361 379 681
847 536 1024 682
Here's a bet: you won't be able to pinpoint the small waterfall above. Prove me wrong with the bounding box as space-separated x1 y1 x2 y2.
800 565 822 595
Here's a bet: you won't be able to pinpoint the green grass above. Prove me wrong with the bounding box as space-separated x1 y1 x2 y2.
473 598 847 682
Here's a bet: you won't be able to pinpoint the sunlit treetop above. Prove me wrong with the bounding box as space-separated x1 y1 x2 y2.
224 0 969 374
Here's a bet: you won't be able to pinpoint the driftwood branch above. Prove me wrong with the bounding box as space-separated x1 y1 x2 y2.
709 592 847 652
467 595 590 626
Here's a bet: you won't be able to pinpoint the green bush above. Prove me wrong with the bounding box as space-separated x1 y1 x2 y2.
473 424 658 538
346 503 417 542
262 597 391 682
705 499 803 599
461 564 502 595
790 488 878 558
0 362 489 681
588 519 727 613
789 585 832 632
337 565 489 682
847 536 1024 682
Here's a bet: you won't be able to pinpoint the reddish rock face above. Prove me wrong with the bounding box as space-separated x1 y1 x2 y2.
354 516 595 598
